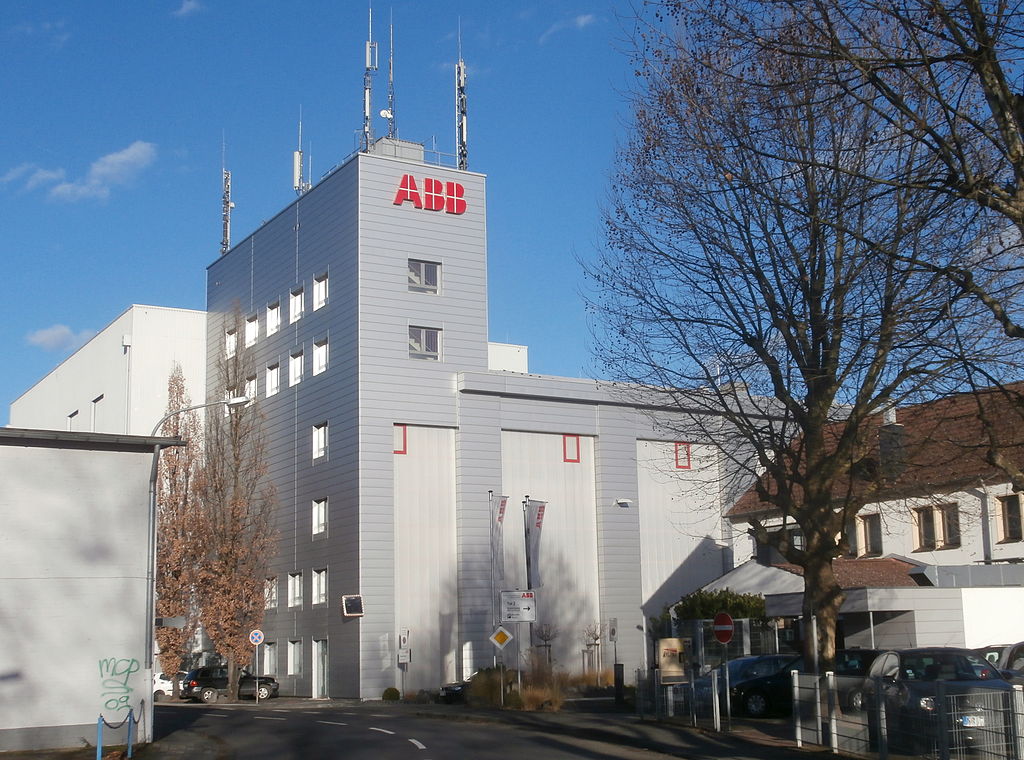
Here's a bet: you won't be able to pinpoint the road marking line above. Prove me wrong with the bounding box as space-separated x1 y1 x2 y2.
254 716 286 721
317 721 348 726
202 714 228 718
369 727 395 735
408 738 427 749
272 709 289 712
370 714 392 718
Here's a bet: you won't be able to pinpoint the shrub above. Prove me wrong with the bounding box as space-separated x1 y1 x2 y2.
521 685 564 711
382 687 401 701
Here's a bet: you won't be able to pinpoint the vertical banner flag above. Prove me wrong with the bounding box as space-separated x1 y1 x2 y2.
491 495 508 586
526 499 547 589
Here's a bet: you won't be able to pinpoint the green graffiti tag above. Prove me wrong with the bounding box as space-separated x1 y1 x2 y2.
98 657 140 712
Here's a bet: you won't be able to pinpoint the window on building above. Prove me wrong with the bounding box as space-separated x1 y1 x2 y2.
225 328 237 358
264 577 277 609
675 442 692 470
288 572 303 607
267 302 281 336
313 498 327 536
755 526 804 565
287 639 303 675
1000 494 1023 542
313 422 328 460
313 338 328 375
408 326 440 360
245 375 257 404
915 507 937 551
859 513 883 556
313 568 327 605
563 434 581 463
289 350 303 387
940 504 961 548
264 642 277 675
245 314 258 347
913 503 961 550
408 260 440 294
266 363 280 397
290 287 304 323
393 424 407 454
313 273 329 310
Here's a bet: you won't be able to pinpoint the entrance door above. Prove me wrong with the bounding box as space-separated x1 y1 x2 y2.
312 639 328 698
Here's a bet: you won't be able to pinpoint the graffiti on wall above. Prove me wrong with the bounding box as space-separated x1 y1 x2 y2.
98 657 139 712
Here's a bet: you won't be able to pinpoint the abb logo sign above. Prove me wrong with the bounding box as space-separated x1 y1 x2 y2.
393 174 466 215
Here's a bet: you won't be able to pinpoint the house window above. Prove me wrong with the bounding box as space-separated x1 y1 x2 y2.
288 572 303 607
245 314 258 347
915 507 937 551
859 513 883 556
563 434 581 463
244 375 257 404
264 642 277 675
264 577 277 609
267 302 281 336
408 326 440 360
266 363 280 397
675 442 692 470
313 498 327 536
393 424 407 454
290 287 304 323
1000 494 1022 542
313 338 328 375
225 328 237 358
313 422 328 460
940 504 961 548
312 568 327 605
287 639 303 675
289 350 303 387
313 273 328 310
408 259 440 294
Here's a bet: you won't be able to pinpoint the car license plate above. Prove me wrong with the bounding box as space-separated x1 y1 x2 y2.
962 715 985 728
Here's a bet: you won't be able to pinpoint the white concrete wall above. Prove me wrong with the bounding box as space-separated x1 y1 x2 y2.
0 442 152 750
961 588 1024 648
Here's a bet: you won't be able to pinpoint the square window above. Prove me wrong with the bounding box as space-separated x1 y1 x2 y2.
408 326 440 360
860 513 882 556
563 434 580 463
313 273 328 310
313 422 328 460
266 363 280 397
264 577 278 609
313 568 327 605
267 302 281 336
675 442 692 470
245 315 258 347
288 639 303 675
313 498 327 536
393 424 407 454
1001 494 1022 542
289 351 303 387
290 287 304 324
408 260 440 294
225 329 237 358
313 338 328 375
288 572 303 607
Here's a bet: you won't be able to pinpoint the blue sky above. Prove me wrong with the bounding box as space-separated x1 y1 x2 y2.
0 2 635 426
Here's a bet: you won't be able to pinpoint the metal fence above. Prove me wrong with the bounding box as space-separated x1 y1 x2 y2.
638 668 1024 760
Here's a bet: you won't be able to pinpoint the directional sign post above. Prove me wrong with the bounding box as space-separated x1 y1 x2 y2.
500 590 537 623
713 613 734 727
249 629 264 704
489 626 513 650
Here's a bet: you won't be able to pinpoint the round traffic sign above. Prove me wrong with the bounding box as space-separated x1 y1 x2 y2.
249 629 264 646
713 612 734 644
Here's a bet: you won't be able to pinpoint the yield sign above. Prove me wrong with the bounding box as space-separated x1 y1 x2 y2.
490 626 514 650
713 612 734 644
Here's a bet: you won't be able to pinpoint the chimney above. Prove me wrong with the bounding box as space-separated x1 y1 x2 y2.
879 406 905 481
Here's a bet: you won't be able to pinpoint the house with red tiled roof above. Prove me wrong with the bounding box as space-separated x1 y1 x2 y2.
718 384 1024 650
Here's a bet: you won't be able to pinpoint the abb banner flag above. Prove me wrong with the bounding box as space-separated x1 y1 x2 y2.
491 495 508 586
526 499 547 588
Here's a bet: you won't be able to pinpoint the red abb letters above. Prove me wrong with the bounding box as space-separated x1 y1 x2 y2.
393 174 467 215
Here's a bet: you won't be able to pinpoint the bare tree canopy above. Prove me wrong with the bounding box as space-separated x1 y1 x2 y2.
590 4 1010 664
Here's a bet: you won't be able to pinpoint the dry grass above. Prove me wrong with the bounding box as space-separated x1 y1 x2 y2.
520 684 565 711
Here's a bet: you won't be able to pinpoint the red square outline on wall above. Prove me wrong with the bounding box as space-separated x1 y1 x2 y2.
563 434 581 463
393 424 407 455
675 442 692 470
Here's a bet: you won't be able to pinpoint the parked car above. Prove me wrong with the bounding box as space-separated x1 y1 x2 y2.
833 648 882 712
863 647 1012 755
439 671 480 704
974 641 1024 682
180 666 279 703
725 654 803 717
153 671 184 702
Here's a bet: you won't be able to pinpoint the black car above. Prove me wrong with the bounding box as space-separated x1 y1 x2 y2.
863 647 1012 754
834 648 882 711
724 654 803 717
180 666 279 703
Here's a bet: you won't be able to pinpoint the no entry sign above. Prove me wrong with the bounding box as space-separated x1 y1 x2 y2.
713 612 734 644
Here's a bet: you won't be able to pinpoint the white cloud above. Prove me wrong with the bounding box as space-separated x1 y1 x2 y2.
8 20 70 48
172 0 202 17
1 163 65 191
48 141 157 202
1 164 32 184
539 14 596 44
26 324 96 352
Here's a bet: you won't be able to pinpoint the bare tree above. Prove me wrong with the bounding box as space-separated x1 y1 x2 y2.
196 308 277 700
155 364 203 696
589 12 1005 666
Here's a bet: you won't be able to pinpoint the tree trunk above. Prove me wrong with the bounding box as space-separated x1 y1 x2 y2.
801 552 844 673
227 654 240 701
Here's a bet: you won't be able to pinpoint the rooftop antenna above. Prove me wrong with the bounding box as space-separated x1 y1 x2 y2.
293 107 310 195
363 5 378 152
379 12 396 139
455 20 468 170
220 137 234 255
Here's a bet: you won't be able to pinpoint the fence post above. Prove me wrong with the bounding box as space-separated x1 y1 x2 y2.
95 716 103 760
876 676 888 760
1013 685 1024 760
935 679 949 760
711 669 721 732
826 671 838 754
126 707 134 759
792 669 802 748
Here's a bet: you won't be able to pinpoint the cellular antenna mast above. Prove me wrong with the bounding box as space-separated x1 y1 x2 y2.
293 107 310 195
384 14 396 139
220 139 234 256
363 6 378 152
455 20 468 170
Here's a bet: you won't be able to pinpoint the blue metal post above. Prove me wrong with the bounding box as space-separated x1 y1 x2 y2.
126 707 134 758
95 716 103 760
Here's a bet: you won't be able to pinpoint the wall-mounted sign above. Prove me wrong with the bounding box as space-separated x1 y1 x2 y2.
393 174 467 215
341 594 364 617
